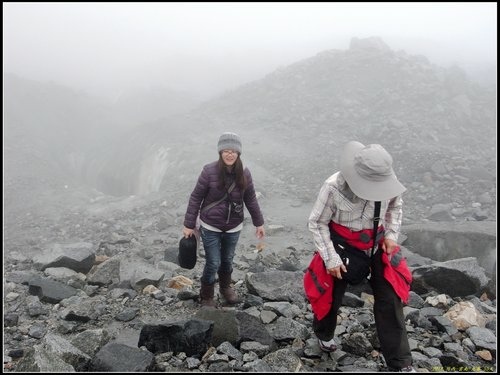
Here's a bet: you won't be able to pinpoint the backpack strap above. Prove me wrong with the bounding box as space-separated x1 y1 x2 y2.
227 181 236 194
200 181 236 214
370 201 381 258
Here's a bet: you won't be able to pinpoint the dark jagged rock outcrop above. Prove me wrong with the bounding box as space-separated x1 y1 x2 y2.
138 319 213 356
90 342 154 372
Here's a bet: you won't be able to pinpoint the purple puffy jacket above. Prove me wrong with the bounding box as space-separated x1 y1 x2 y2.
184 161 264 232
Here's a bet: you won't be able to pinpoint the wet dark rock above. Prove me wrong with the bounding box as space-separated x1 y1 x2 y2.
138 319 213 356
90 342 154 372
28 276 78 304
32 242 96 274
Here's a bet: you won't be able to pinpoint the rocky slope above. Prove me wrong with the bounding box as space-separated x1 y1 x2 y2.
3 37 497 372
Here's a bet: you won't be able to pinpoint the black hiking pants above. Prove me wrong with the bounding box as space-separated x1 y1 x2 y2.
312 248 412 370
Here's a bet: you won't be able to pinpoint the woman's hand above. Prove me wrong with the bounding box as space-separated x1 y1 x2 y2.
327 264 347 279
255 225 265 239
381 238 398 259
183 226 194 238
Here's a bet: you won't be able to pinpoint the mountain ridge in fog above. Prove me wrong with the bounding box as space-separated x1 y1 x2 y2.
4 37 496 226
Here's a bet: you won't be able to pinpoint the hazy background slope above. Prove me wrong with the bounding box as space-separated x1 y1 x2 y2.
4 38 496 237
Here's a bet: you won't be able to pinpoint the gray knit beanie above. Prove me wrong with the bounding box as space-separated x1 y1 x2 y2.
217 132 242 154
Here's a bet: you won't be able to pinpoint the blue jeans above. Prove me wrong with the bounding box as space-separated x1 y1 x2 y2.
200 227 240 285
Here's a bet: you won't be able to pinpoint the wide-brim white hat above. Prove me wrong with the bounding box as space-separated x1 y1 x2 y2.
340 141 406 201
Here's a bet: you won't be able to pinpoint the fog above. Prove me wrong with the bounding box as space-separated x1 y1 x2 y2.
3 4 498 371
4 2 497 100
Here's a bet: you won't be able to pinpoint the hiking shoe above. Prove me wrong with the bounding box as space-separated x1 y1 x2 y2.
318 338 337 352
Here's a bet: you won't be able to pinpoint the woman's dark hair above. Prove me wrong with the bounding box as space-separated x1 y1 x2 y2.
218 154 247 191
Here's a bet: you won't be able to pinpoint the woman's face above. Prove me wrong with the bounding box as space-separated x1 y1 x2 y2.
221 149 238 167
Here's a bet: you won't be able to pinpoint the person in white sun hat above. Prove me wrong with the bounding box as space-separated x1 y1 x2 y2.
308 141 416 372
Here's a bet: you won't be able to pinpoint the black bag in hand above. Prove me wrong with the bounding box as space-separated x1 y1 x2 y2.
334 243 371 285
178 236 197 269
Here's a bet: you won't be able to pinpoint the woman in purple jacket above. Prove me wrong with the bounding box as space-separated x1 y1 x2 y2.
183 132 265 307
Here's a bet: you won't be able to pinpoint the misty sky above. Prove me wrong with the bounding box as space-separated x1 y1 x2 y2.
3 2 497 99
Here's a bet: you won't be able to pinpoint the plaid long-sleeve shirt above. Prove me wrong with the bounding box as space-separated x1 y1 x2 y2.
308 172 404 270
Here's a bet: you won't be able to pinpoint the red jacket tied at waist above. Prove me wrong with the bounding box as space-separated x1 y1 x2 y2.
303 252 334 320
304 223 412 319
329 221 385 250
330 221 412 303
381 247 412 303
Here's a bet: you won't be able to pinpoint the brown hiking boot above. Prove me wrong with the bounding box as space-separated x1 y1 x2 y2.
199 282 216 308
218 272 240 304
